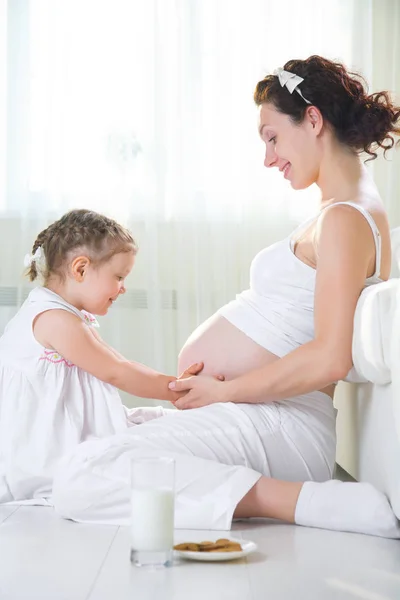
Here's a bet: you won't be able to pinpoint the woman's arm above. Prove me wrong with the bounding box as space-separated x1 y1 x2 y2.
170 205 377 408
34 310 195 402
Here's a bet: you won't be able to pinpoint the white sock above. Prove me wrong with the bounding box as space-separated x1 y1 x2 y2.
295 480 400 538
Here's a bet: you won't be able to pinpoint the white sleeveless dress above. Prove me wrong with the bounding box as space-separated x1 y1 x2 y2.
0 287 166 503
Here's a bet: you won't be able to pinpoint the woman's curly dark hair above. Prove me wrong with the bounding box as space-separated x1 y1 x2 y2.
254 55 400 160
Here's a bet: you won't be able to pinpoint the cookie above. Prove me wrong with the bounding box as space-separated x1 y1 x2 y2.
174 539 243 552
173 542 200 552
198 541 215 550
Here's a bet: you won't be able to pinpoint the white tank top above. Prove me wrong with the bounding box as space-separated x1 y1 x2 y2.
218 202 383 358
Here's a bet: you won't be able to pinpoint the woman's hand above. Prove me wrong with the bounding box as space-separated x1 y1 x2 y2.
166 362 204 404
168 375 228 409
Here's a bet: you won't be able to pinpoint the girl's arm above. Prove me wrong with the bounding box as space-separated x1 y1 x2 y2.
88 326 205 383
34 311 189 402
170 204 379 407
88 327 126 360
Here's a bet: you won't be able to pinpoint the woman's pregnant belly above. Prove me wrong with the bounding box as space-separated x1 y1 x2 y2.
178 314 279 380
178 313 335 398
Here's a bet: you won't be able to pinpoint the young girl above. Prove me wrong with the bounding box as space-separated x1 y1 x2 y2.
0 209 200 503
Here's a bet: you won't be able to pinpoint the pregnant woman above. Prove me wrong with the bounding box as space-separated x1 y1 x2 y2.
53 56 400 538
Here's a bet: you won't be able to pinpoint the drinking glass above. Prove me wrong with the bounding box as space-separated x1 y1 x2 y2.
130 457 175 568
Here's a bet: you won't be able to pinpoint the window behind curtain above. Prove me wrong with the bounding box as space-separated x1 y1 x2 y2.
1 0 354 222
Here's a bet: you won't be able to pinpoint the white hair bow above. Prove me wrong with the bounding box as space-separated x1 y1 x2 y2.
23 246 46 271
274 68 311 105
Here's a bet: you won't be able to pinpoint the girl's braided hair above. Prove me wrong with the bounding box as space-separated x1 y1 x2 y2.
27 209 137 282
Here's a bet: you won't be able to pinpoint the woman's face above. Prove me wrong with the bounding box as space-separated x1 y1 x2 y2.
258 103 322 190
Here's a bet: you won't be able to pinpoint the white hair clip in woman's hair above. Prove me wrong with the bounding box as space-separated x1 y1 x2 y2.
274 68 312 105
23 246 46 272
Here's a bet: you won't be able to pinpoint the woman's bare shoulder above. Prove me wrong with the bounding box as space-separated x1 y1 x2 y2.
317 195 391 280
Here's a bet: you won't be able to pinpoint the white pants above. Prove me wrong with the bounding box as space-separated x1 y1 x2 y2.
52 392 336 530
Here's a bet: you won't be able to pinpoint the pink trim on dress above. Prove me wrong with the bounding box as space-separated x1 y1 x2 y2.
81 310 100 328
39 349 74 368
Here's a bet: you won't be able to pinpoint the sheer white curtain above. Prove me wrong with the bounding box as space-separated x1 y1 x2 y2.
1 0 399 407
351 0 400 229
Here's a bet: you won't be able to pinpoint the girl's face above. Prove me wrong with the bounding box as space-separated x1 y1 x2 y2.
79 251 135 316
259 103 322 190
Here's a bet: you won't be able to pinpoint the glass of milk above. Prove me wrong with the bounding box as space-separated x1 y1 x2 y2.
130 457 175 568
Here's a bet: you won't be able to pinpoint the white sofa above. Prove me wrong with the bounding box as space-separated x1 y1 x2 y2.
335 228 400 519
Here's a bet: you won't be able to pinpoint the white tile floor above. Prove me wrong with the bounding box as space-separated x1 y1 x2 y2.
0 504 399 600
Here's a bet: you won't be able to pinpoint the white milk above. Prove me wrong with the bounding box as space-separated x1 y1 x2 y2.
131 488 175 551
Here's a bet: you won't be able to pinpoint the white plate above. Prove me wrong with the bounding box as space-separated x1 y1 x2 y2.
174 537 257 562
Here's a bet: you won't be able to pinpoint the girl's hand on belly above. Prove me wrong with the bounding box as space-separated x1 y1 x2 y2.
178 362 205 379
168 375 228 409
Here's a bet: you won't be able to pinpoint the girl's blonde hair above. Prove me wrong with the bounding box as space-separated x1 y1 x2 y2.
27 209 137 283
